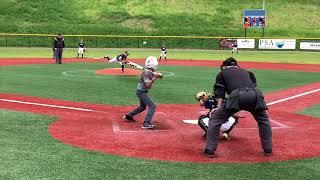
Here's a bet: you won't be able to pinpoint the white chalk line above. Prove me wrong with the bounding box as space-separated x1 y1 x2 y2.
61 69 175 79
0 99 94 112
266 88 320 106
1 87 319 131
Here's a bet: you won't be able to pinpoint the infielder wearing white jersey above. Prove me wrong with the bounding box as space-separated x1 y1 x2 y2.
77 40 85 58
232 43 239 54
159 43 167 61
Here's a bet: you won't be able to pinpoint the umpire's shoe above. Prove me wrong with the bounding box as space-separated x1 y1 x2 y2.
123 115 135 122
263 149 272 157
204 149 215 158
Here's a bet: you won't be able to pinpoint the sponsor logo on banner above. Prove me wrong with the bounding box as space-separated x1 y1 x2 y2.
300 41 320 50
219 39 236 48
237 39 255 48
259 39 296 49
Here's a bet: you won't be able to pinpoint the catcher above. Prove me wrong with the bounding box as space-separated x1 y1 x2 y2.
195 91 239 140
104 51 145 72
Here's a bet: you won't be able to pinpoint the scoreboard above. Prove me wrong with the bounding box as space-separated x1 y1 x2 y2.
243 9 266 28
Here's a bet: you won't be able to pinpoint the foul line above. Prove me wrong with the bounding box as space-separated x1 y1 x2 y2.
0 99 94 112
266 88 320 106
0 88 319 113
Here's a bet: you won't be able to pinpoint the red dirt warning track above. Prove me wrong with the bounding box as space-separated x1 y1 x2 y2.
1 58 320 163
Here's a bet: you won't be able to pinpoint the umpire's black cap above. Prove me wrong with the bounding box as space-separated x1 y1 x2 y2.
220 57 238 70
222 57 238 66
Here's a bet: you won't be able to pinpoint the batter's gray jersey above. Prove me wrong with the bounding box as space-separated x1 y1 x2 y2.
137 70 155 92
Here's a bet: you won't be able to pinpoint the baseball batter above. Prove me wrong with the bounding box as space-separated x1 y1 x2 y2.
123 56 163 129
195 91 238 140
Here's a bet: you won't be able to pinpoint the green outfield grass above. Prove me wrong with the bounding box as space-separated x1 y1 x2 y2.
1 109 320 179
1 53 320 179
1 0 320 37
299 104 320 118
0 63 319 105
1 48 320 64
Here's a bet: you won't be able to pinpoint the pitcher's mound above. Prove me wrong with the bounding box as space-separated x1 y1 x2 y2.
95 68 142 76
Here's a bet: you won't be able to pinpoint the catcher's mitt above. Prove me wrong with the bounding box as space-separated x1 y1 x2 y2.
195 91 211 101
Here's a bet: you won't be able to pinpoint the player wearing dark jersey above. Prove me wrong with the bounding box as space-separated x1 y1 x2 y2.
104 51 145 72
195 91 238 140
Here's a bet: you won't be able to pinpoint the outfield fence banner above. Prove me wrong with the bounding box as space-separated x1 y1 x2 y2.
259 39 296 49
237 39 255 48
300 41 320 50
219 38 236 48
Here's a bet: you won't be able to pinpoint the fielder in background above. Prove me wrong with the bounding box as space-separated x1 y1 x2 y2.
77 39 85 59
104 51 145 72
204 57 272 158
195 91 238 140
159 43 167 61
123 56 163 129
232 43 239 54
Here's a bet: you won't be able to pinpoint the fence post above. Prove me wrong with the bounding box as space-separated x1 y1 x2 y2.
5 35 8 47
138 37 140 48
117 37 119 48
95 37 98 48
29 36 31 47
201 38 204 49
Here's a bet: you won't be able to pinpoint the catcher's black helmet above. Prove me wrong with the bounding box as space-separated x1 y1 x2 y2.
221 57 238 70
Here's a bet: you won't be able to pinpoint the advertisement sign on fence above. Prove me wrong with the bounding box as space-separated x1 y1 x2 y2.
259 39 296 49
219 39 236 48
237 39 255 48
300 41 320 50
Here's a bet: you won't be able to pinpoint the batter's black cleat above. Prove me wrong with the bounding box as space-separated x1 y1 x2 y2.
263 149 272 157
122 115 135 122
204 149 215 158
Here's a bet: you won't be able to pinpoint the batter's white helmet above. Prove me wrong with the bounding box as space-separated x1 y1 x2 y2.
145 56 158 69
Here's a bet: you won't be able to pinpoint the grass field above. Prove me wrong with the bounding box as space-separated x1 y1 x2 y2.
1 0 320 37
1 47 320 64
0 56 320 179
0 108 319 179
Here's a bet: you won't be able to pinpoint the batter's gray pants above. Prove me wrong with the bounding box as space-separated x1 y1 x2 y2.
128 90 156 125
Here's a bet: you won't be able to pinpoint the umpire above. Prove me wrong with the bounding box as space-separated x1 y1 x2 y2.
204 57 272 157
53 33 65 64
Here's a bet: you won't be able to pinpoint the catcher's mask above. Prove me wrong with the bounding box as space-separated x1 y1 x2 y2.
220 57 239 70
195 91 211 101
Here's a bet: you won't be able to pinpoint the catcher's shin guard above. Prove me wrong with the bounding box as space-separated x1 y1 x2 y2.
223 115 238 134
198 115 208 133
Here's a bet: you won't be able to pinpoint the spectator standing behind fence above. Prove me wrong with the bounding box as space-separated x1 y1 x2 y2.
53 33 65 64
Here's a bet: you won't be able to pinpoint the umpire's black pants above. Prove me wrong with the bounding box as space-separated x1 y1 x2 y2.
205 89 272 152
55 48 63 64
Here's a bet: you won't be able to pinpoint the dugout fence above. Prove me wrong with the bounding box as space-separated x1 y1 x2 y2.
0 33 319 51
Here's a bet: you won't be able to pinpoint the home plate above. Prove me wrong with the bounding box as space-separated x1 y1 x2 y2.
182 119 198 124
